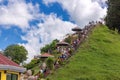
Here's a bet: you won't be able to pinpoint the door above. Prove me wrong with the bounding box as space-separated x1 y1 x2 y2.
0 72 1 80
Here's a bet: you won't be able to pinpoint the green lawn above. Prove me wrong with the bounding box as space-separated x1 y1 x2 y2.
47 25 120 80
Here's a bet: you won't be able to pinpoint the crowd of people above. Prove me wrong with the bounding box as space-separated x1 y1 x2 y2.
53 21 98 67
48 21 100 77
22 21 103 80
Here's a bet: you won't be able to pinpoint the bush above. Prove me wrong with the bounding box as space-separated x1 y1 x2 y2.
52 50 60 54
25 59 39 69
64 35 72 44
46 58 54 70
40 39 59 53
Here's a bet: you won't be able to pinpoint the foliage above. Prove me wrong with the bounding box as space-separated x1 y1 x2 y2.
64 35 72 44
41 44 50 53
52 50 60 54
106 0 120 32
4 44 28 64
46 58 54 70
31 66 40 75
47 25 120 80
25 59 40 69
40 39 59 53
64 34 78 44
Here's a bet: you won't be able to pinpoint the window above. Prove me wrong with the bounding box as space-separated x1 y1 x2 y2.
12 74 18 80
7 73 18 80
7 73 11 80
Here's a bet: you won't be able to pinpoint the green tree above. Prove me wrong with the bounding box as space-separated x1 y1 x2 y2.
40 39 59 53
24 59 40 69
4 44 28 64
46 58 54 70
106 0 120 32
64 35 72 44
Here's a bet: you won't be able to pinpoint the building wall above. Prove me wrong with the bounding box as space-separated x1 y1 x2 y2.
0 70 20 80
0 70 6 80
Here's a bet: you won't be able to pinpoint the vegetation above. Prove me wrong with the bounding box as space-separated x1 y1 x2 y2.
40 39 59 53
64 34 73 44
106 0 120 33
64 34 78 44
46 58 54 70
24 59 40 69
31 65 40 75
4 44 28 64
47 25 120 80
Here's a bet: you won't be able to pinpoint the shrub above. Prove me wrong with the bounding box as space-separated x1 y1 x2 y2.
25 59 39 69
40 39 59 53
46 58 54 70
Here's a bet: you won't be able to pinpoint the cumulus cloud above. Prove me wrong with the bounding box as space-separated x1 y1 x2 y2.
92 0 107 2
43 0 107 28
22 0 107 62
0 0 3 3
96 0 107 3
0 0 39 30
20 14 77 62
0 0 107 62
0 49 1 50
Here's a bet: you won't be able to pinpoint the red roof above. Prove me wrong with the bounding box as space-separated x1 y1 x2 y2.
0 53 20 67
40 53 54 58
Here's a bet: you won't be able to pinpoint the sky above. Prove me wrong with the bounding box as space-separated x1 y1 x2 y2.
0 0 107 62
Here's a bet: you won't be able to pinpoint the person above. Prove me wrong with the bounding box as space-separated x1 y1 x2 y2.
42 62 47 70
68 48 72 56
40 69 43 74
61 53 66 60
76 39 80 45
57 46 61 52
73 40 77 50
54 60 59 69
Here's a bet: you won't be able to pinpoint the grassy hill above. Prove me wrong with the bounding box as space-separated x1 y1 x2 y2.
47 25 120 80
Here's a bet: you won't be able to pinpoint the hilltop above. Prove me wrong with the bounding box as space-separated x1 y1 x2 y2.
47 25 120 80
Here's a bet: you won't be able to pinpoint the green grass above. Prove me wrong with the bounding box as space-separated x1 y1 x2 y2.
47 25 120 80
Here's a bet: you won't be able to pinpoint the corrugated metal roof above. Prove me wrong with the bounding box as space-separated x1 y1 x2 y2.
0 53 26 73
0 53 19 67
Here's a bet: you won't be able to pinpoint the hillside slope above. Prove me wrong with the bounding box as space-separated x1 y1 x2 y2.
47 25 120 80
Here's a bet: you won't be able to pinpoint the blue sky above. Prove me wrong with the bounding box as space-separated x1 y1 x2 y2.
0 0 107 62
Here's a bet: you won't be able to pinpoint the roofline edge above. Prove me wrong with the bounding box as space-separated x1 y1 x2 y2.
0 65 26 73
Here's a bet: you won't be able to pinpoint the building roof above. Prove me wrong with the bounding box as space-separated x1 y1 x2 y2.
40 53 54 58
0 53 19 67
0 53 26 73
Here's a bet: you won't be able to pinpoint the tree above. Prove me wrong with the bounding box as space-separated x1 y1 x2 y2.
46 58 54 70
106 0 120 32
40 39 59 53
4 44 28 64
64 35 72 44
24 59 40 69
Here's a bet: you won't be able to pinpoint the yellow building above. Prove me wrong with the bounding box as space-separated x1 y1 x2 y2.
0 53 26 80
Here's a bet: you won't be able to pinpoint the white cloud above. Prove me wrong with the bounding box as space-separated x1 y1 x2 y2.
0 0 107 62
96 0 107 3
0 0 39 30
0 0 3 3
43 0 107 28
20 14 76 62
92 0 107 2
